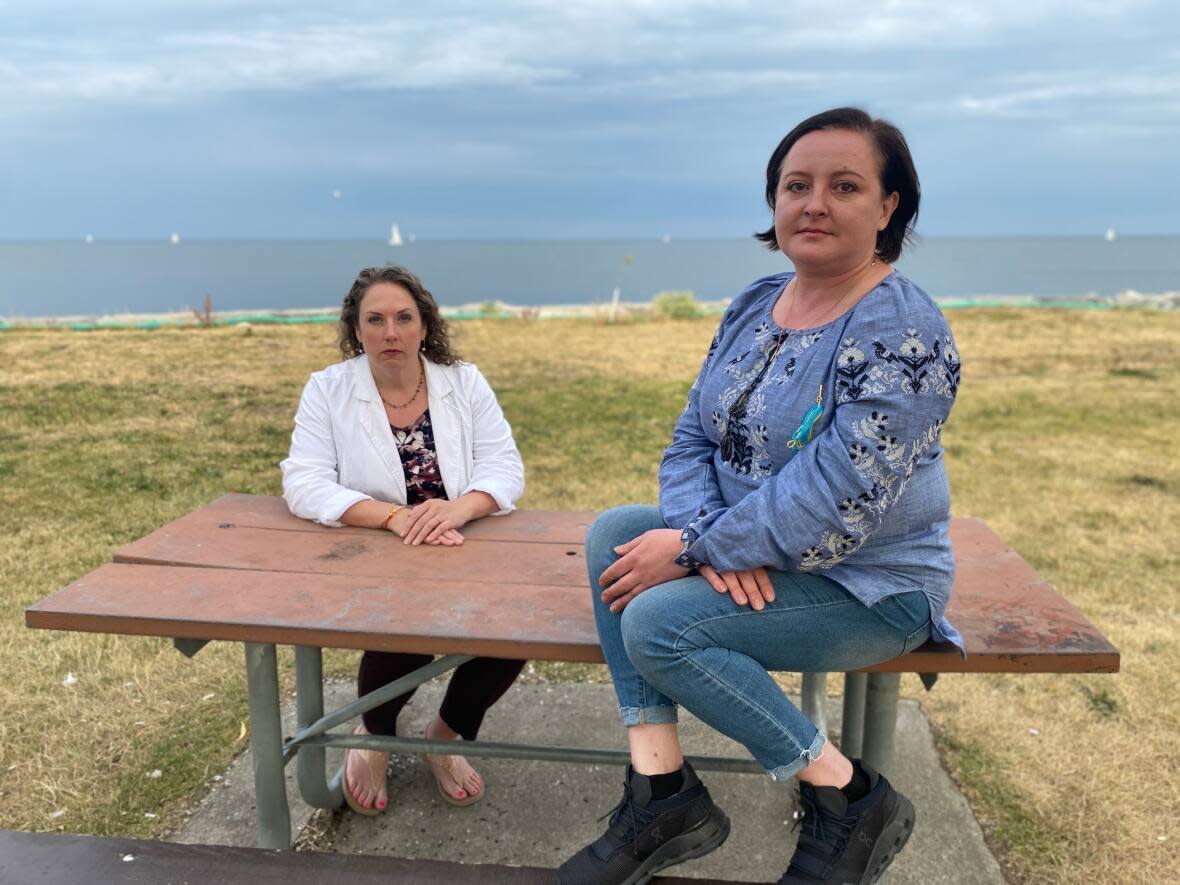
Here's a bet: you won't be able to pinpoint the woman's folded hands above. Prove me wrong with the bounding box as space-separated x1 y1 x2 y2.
596 527 776 613
698 565 775 611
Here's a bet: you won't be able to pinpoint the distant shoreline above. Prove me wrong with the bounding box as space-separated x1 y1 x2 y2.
1 290 1177 330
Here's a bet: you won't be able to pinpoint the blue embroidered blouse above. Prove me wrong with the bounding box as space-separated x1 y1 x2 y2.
662 270 964 650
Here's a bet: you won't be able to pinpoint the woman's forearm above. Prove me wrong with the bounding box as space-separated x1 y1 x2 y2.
454 490 498 524
341 491 495 533
341 498 400 529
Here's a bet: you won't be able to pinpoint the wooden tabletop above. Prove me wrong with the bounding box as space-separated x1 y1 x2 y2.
26 494 1119 674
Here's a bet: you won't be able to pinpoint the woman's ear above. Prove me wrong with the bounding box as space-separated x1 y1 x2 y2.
879 191 900 231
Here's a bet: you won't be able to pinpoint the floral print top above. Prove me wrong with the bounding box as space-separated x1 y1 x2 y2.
391 410 448 504
661 271 963 651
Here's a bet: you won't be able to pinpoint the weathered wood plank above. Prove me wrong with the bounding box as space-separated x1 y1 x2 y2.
116 493 595 548
27 563 605 662
0 830 724 884
27 517 1119 672
116 521 588 586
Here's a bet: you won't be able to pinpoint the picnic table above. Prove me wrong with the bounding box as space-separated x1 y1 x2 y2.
26 493 1119 851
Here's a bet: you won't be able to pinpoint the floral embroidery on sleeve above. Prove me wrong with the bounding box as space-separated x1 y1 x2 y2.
836 338 899 402
873 328 943 394
800 417 945 570
800 323 955 571
837 328 959 404
940 337 961 398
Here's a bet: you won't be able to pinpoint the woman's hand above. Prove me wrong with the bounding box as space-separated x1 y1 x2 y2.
384 505 462 547
598 529 691 613
399 499 473 546
699 565 775 611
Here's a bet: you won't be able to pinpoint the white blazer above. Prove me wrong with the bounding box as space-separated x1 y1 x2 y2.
281 354 525 526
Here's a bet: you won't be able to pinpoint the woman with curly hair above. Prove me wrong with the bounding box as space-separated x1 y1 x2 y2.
281 264 525 816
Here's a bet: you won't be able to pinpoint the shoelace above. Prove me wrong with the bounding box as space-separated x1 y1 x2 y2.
791 790 856 863
597 782 653 852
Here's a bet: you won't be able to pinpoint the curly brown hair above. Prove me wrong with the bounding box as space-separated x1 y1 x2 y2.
337 265 460 365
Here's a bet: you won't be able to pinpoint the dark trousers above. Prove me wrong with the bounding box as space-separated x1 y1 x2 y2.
358 652 526 741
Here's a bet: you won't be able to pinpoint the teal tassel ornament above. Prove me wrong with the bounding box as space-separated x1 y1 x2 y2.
787 384 824 450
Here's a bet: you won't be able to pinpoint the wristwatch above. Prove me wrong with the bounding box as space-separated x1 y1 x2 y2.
673 525 702 571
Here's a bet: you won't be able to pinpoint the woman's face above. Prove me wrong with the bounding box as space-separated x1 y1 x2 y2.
772 128 899 275
355 282 426 369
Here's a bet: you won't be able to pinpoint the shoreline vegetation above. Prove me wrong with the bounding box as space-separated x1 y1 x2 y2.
1 309 1176 884
1 287 1178 330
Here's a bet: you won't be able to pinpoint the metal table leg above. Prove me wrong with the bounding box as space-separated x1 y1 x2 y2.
800 672 829 736
294 646 342 810
861 672 901 778
861 672 902 885
244 642 291 849
840 672 867 758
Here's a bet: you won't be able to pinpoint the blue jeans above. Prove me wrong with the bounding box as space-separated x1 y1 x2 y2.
588 505 932 780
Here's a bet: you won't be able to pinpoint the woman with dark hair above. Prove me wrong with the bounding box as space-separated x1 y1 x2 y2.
281 264 525 816
560 108 962 885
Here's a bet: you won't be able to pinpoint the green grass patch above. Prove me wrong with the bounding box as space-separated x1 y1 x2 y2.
1 311 1177 883
933 729 1070 877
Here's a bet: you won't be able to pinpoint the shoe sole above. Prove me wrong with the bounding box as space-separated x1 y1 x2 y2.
621 805 732 885
862 793 915 885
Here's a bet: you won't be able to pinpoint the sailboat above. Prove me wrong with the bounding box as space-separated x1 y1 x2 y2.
170 233 181 245
1104 227 1117 242
388 224 403 247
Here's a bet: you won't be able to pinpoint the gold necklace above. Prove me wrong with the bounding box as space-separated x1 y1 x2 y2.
784 255 879 329
379 361 425 410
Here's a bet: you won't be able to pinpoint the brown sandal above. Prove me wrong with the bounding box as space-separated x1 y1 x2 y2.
342 726 388 816
421 751 483 807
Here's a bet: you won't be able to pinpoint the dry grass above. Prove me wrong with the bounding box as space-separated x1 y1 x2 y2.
1 309 1177 881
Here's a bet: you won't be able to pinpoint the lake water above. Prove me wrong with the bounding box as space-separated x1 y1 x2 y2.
2 236 1178 318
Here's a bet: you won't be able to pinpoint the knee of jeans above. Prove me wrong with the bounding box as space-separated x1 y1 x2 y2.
585 505 645 557
620 592 676 667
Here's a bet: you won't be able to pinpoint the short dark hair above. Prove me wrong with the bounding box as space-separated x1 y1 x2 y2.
338 265 460 364
754 107 920 263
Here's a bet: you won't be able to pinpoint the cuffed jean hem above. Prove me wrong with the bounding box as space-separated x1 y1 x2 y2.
618 704 680 727
765 729 828 781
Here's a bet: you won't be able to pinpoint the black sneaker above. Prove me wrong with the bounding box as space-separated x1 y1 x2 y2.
778 763 914 884
557 762 730 885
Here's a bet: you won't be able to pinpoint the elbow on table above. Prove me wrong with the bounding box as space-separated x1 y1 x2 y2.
281 484 324 525
473 478 523 517
280 467 353 527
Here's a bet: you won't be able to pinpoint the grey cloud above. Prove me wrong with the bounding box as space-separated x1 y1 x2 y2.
5 0 1171 109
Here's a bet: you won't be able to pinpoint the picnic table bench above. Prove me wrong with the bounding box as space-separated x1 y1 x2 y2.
26 493 1119 853
0 830 706 884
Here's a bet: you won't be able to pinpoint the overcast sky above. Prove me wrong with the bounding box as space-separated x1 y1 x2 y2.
3 0 1177 239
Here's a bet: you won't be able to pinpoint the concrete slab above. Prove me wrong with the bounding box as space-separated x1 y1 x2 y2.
173 680 1004 884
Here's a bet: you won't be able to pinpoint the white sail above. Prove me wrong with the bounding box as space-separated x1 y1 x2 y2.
170 233 181 245
388 224 403 247
1104 227 1117 242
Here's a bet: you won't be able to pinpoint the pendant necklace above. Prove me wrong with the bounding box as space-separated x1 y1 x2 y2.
379 360 425 410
